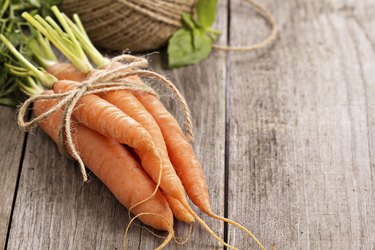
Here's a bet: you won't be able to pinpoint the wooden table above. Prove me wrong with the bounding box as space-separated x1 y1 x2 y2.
1 0 374 249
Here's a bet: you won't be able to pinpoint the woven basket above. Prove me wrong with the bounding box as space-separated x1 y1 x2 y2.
62 0 195 52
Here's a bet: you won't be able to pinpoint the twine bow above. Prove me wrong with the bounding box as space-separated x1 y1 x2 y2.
18 55 194 182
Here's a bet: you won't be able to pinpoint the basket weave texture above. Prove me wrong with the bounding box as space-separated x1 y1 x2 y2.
62 0 195 52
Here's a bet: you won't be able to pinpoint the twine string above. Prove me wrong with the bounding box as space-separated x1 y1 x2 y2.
212 0 278 52
115 0 185 27
18 55 194 182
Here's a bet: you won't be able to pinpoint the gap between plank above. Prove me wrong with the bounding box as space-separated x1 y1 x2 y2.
137 226 143 250
4 131 29 249
223 0 232 248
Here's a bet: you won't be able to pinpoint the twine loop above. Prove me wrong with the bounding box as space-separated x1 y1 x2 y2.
18 55 194 182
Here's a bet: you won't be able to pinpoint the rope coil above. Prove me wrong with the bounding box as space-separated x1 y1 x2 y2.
18 55 194 182
62 0 277 52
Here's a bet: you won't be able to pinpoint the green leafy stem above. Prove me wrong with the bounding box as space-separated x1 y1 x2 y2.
0 0 60 106
0 34 56 93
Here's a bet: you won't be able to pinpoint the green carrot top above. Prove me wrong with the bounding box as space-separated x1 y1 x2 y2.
0 0 59 105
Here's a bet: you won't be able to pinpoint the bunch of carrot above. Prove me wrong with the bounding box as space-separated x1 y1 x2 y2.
1 6 266 250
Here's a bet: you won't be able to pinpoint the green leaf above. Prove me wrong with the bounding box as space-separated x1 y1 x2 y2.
181 13 196 30
0 0 61 102
168 28 212 68
193 28 211 48
196 0 218 29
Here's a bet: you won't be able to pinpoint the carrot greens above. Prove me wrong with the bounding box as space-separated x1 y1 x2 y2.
22 11 93 74
0 0 59 105
0 34 56 94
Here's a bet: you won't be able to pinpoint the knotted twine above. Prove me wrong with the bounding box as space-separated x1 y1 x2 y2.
17 55 194 182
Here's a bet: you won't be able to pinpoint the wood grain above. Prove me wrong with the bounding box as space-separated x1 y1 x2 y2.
0 106 25 250
227 0 375 249
6 1 227 249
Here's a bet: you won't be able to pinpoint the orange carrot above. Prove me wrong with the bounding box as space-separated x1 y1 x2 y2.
33 91 174 232
50 63 211 213
53 80 187 204
92 62 212 213
48 64 195 224
100 90 199 223
47 63 85 81
135 91 211 212
48 64 263 250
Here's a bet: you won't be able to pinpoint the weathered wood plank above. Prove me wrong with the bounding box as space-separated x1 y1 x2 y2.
227 0 375 249
7 1 227 249
0 106 25 250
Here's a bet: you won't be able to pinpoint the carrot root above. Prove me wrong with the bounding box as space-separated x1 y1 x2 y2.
173 222 193 245
124 212 174 250
155 230 173 250
127 159 163 218
133 217 194 246
208 213 266 250
180 201 238 250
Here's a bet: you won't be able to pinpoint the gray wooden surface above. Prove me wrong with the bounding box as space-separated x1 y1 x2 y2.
1 0 375 249
228 0 375 249
0 108 25 250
